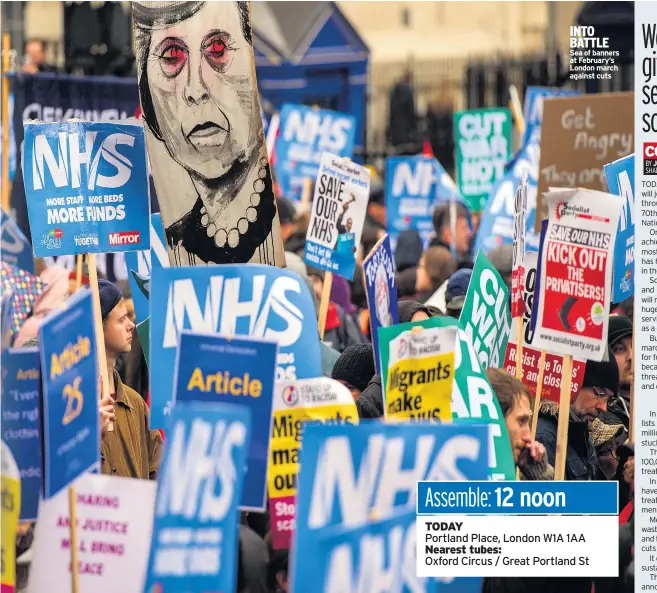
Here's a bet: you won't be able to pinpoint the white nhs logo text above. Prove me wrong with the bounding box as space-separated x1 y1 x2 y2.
30 130 135 191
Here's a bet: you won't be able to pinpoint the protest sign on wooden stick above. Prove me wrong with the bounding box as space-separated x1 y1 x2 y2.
318 271 333 340
508 85 525 136
68 486 80 593
301 177 313 214
531 350 547 439
2 34 10 212
74 254 83 292
88 253 112 432
554 354 573 481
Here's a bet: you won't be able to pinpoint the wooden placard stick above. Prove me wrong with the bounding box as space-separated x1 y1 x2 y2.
1 34 11 212
629 315 635 443
87 253 112 431
554 354 573 480
515 317 524 382
317 271 333 340
74 254 84 292
68 485 80 593
300 177 313 214
508 85 525 137
531 350 547 439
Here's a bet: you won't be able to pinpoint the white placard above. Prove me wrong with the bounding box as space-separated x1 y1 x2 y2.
28 474 156 593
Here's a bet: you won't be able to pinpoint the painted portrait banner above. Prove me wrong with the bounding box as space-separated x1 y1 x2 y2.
133 1 284 267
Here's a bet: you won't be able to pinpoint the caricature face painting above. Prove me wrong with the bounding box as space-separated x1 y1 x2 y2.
133 1 283 266
375 263 392 327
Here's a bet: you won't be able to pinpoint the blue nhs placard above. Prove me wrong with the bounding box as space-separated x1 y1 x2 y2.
291 422 488 593
23 120 150 257
385 155 464 249
174 331 276 511
150 264 322 430
144 401 251 593
604 154 635 303
1 208 34 273
39 289 99 498
275 103 356 201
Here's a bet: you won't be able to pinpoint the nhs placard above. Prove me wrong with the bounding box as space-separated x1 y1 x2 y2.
275 103 356 202
144 401 250 593
150 264 322 429
23 120 150 257
604 153 635 303
385 155 464 248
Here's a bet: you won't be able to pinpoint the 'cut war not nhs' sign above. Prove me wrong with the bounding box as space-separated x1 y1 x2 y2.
23 120 150 257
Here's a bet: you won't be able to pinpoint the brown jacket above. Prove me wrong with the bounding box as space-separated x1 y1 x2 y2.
100 370 162 480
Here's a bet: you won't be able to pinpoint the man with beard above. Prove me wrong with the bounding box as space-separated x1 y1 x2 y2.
600 314 632 429
535 348 619 481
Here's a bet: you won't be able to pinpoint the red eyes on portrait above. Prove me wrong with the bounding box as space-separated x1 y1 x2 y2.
202 36 230 68
158 39 187 77
157 34 231 78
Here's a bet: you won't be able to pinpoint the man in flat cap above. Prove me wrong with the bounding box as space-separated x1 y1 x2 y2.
98 280 161 479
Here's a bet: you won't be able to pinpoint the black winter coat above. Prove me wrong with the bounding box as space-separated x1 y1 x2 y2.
535 402 602 481
356 375 384 418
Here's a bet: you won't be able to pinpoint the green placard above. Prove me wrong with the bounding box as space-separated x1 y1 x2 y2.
379 316 516 480
453 107 512 211
460 251 512 370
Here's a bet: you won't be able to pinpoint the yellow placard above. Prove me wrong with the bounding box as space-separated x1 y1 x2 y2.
385 351 454 422
1 444 20 593
268 403 358 499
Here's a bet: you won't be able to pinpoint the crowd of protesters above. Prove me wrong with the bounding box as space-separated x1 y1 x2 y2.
8 166 635 593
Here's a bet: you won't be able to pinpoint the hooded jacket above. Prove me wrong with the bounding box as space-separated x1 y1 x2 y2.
535 401 602 481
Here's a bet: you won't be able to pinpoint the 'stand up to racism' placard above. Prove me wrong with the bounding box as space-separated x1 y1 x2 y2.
304 153 370 280
268 378 358 550
384 323 456 422
533 189 623 361
23 121 150 257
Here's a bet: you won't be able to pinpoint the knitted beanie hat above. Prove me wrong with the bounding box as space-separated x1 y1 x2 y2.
331 344 376 393
582 346 620 394
98 280 123 320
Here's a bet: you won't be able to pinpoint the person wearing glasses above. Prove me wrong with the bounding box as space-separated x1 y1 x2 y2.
600 314 633 429
534 346 619 481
